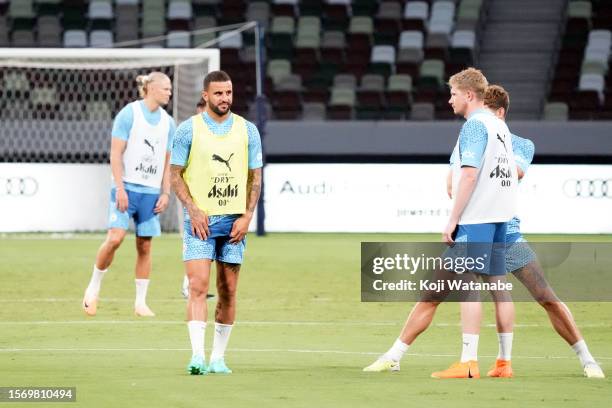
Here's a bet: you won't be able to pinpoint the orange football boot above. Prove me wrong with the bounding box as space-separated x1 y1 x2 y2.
487 359 513 378
431 361 480 379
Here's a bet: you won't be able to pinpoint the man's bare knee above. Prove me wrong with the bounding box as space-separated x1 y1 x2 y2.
106 231 125 250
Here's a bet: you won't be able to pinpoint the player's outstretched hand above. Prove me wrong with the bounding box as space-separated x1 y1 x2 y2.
154 193 170 214
116 188 129 212
229 215 251 243
189 207 210 240
443 219 458 245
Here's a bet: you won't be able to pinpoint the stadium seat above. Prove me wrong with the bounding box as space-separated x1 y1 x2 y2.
246 2 271 29
31 87 58 119
567 1 592 20
456 0 482 28
3 72 30 100
348 16 374 50
272 73 302 119
410 102 435 120
333 73 357 90
418 59 445 89
328 88 355 120
321 30 346 65
63 30 87 47
386 74 413 118
369 45 396 77
581 60 607 76
375 1 402 45
356 73 385 120
269 16 295 58
167 1 192 20
301 102 326 120
9 0 35 19
268 59 292 86
450 30 475 65
543 102 569 121
11 30 35 47
579 73 605 101
192 16 216 46
86 101 112 121
398 31 425 66
88 1 113 20
90 30 113 47
166 31 191 48
403 1 429 32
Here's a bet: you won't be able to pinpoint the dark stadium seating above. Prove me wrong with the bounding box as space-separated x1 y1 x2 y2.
547 0 612 120
1 0 610 120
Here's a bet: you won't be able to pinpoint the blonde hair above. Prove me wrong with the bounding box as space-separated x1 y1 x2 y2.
448 67 488 100
484 84 510 113
135 71 168 98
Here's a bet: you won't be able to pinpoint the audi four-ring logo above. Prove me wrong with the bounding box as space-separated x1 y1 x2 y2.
0 177 39 196
563 179 611 198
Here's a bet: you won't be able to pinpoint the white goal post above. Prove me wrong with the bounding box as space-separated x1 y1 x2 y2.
0 47 220 232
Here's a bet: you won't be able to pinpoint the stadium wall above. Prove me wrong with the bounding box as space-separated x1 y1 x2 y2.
2 162 612 234
265 121 612 161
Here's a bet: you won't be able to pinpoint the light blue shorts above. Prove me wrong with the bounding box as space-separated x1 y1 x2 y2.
108 188 161 237
506 232 537 273
182 212 246 264
445 222 508 276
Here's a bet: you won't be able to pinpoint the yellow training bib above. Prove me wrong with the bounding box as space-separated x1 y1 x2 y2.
183 113 248 216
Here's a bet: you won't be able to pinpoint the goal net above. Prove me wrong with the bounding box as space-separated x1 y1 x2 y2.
0 48 219 232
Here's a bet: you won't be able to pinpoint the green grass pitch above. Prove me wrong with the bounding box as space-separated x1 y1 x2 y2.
1 233 611 407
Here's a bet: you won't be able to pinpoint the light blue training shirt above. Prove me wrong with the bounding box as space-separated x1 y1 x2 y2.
111 100 176 194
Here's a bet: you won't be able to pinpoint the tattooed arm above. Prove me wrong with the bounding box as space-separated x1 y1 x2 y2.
171 164 210 240
229 168 262 243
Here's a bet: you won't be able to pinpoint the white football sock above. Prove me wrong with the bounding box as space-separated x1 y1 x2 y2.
85 265 107 298
497 332 513 361
572 340 596 366
210 322 234 362
460 333 479 362
188 321 206 358
134 279 150 307
384 338 409 362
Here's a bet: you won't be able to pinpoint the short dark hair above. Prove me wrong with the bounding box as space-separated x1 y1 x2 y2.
203 70 232 90
196 97 206 108
485 85 510 113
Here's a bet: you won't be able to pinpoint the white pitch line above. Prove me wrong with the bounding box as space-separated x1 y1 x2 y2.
0 347 609 361
0 320 609 329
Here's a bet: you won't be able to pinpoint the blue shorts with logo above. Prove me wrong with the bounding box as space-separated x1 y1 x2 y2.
183 212 246 264
108 188 161 237
506 232 537 273
446 222 508 276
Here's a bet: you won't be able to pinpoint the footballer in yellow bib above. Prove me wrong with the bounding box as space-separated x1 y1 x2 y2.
170 70 263 375
183 112 249 216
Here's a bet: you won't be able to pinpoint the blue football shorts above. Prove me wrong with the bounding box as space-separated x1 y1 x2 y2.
506 232 537 273
444 222 508 276
108 188 161 237
182 211 246 264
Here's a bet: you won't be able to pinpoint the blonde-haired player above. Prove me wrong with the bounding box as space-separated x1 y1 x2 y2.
455 85 604 379
82 72 176 317
364 68 518 378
